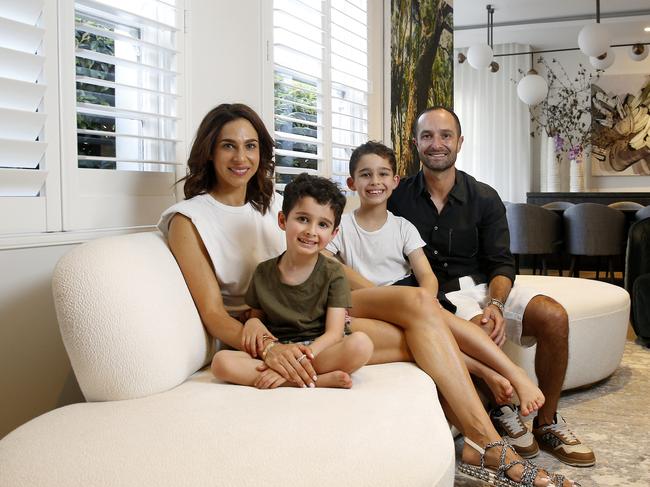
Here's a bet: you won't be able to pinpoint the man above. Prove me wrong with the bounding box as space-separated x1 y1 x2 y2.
388 106 595 467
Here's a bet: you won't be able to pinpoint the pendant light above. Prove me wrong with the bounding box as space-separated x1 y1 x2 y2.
466 5 496 70
578 0 610 58
517 54 548 106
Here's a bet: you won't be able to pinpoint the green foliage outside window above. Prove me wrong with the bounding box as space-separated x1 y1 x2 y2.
75 17 116 168
274 74 319 173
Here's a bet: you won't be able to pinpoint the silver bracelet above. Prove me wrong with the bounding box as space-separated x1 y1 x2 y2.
488 298 505 314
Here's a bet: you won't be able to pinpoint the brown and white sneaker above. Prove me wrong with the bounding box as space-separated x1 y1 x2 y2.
532 414 596 467
490 404 539 458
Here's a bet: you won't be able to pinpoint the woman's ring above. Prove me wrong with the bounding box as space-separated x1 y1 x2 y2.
297 354 307 363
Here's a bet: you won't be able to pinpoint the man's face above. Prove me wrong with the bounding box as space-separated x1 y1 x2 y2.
413 110 464 173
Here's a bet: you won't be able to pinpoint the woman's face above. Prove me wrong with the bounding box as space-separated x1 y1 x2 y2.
212 118 260 193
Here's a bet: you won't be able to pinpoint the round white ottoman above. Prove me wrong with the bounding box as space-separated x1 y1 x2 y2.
503 275 630 390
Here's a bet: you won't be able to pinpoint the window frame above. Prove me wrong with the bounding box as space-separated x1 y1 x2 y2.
262 0 385 191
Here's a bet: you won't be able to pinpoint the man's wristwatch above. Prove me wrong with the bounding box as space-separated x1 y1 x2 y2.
488 298 505 314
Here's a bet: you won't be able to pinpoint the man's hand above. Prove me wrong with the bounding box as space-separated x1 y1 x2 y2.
480 304 506 347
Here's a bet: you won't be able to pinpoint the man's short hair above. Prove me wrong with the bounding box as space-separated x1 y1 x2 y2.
282 173 346 227
348 141 397 177
414 106 462 137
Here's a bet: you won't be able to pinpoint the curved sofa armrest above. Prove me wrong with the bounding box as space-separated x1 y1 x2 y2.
53 231 212 402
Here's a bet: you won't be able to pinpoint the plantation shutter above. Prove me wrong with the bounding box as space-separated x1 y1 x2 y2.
61 0 183 230
0 0 61 234
272 0 368 191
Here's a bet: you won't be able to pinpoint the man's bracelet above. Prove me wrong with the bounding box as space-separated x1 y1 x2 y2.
488 298 505 314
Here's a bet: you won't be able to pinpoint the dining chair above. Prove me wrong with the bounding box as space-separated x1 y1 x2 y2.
635 205 650 221
563 203 626 282
506 203 562 275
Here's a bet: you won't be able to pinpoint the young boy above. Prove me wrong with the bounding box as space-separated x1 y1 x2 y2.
211 173 373 389
323 141 545 420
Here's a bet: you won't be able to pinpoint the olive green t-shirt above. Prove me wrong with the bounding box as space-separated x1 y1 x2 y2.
245 253 352 342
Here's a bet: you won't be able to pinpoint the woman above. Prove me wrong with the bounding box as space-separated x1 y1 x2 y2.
158 103 575 487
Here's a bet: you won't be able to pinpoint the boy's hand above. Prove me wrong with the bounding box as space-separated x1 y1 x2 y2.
254 368 286 389
242 318 276 357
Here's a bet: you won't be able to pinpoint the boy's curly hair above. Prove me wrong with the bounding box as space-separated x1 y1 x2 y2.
282 173 346 227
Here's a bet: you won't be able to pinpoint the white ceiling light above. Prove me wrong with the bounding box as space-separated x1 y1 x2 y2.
467 43 493 69
628 44 649 62
461 4 498 71
590 48 616 70
577 0 610 58
517 69 548 105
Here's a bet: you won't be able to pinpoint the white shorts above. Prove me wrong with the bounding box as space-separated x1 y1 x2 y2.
445 276 541 347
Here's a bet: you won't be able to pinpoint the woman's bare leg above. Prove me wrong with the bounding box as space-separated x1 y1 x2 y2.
350 287 569 487
442 310 544 416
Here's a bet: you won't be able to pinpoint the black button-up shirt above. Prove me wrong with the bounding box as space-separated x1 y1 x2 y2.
388 170 515 293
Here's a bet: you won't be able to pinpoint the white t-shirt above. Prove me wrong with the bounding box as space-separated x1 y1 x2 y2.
158 193 286 312
326 211 425 286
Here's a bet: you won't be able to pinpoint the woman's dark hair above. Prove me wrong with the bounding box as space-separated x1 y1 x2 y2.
178 103 275 214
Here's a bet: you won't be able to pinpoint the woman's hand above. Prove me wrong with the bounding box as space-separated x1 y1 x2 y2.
263 343 316 387
242 318 276 358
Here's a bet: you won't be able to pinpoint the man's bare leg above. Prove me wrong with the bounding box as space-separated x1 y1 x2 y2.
520 295 568 425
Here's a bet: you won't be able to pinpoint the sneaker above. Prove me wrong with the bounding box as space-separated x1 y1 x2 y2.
532 414 596 467
490 404 539 458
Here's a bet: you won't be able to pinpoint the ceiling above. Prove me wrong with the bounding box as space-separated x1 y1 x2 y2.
453 0 650 50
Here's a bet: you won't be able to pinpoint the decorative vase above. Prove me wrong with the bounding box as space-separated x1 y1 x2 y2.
540 136 548 191
546 136 561 192
569 156 585 192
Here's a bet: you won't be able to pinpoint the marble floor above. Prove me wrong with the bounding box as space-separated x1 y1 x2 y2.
454 340 650 487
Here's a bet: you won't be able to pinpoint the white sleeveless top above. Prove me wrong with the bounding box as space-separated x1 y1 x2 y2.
158 193 286 312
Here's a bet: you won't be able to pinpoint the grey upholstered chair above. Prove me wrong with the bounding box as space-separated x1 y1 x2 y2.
563 203 626 282
625 218 650 342
506 203 562 275
608 201 644 211
542 201 575 211
636 205 650 221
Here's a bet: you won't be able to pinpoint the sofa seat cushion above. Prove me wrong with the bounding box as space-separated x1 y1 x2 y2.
503 275 630 390
0 362 455 487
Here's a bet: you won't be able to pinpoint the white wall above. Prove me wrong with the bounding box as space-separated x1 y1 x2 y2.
532 48 650 193
0 0 267 439
0 243 82 439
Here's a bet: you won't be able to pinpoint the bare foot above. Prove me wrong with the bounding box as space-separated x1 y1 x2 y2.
316 371 352 389
509 366 545 416
461 439 575 487
482 368 514 405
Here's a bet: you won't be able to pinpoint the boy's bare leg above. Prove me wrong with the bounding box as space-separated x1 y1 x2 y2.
463 351 514 406
350 287 565 487
310 332 374 388
211 350 275 386
443 309 544 416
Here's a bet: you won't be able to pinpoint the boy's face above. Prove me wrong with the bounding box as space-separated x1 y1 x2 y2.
347 153 399 206
278 196 339 256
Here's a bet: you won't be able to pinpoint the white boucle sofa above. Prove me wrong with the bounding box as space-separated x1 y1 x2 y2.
0 232 630 487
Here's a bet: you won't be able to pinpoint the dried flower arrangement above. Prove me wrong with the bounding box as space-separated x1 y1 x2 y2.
521 57 601 161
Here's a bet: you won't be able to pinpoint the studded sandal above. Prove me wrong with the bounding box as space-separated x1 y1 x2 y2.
458 437 578 487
